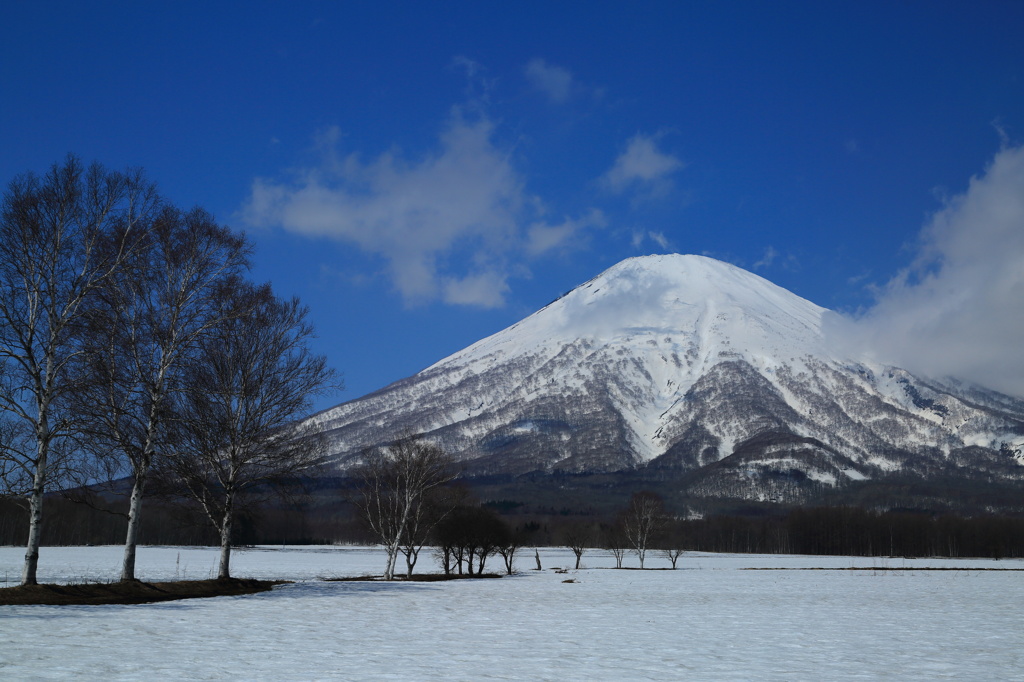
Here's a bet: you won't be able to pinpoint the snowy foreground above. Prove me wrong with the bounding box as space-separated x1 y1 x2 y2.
2 546 1023 680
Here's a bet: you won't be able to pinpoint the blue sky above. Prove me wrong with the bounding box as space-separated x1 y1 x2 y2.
3 1 1023 407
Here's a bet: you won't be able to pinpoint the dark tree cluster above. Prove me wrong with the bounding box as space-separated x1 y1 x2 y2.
650 507 1024 559
434 504 521 576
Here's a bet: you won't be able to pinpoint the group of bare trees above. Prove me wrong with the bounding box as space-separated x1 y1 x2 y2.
354 434 525 579
434 504 520 576
353 447 689 576
574 491 687 569
353 435 459 580
0 156 336 584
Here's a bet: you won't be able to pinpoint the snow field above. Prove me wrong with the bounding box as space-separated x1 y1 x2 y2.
1 546 1023 680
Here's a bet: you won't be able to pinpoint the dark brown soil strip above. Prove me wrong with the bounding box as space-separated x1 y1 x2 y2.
0 578 288 606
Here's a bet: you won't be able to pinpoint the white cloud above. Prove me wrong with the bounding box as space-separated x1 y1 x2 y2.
242 109 601 308
526 209 605 257
630 230 672 252
525 58 574 104
753 246 778 270
442 271 509 308
831 144 1024 397
753 246 798 272
649 231 670 250
601 133 684 196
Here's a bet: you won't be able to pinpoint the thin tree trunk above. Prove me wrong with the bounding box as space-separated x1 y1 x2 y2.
120 470 147 581
218 511 233 579
405 547 418 578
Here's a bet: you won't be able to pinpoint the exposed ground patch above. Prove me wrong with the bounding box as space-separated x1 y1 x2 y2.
0 578 287 605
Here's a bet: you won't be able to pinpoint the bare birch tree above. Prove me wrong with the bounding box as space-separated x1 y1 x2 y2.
355 435 456 580
398 485 464 578
659 518 687 569
158 283 336 579
622 491 666 569
73 206 250 581
561 522 593 570
0 156 158 585
603 523 628 569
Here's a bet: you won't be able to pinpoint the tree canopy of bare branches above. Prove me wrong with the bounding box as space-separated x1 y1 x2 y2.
622 491 666 569
602 522 628 569
74 205 250 581
158 283 337 579
658 518 687 569
561 521 594 570
354 435 457 580
0 156 159 585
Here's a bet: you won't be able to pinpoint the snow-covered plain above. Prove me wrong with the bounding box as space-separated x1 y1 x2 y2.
2 545 1023 680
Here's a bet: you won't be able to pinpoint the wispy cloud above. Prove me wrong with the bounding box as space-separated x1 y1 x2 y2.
631 230 672 252
753 246 798 272
525 58 575 104
601 133 683 197
753 246 778 270
242 108 600 308
830 143 1024 397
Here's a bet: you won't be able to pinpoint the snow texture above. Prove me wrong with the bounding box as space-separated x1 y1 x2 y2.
2 544 1022 680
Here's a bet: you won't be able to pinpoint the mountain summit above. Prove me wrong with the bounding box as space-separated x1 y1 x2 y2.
315 254 1024 505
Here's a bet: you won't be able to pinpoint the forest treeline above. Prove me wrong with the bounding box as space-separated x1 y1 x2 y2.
5 493 1024 560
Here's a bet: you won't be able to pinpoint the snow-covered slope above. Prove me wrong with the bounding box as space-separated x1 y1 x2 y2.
314 254 1024 501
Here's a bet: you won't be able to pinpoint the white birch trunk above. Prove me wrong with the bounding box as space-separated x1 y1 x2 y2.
218 512 233 580
384 541 399 580
22 435 49 586
120 471 147 581
22 475 46 585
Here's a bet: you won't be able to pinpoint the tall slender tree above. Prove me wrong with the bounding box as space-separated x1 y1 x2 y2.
622 491 666 569
0 156 158 585
159 283 337 579
74 205 250 580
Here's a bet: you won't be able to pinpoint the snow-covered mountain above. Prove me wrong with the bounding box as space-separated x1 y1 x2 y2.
313 254 1024 503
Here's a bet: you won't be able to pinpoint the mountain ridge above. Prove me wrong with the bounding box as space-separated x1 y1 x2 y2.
314 254 1024 507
